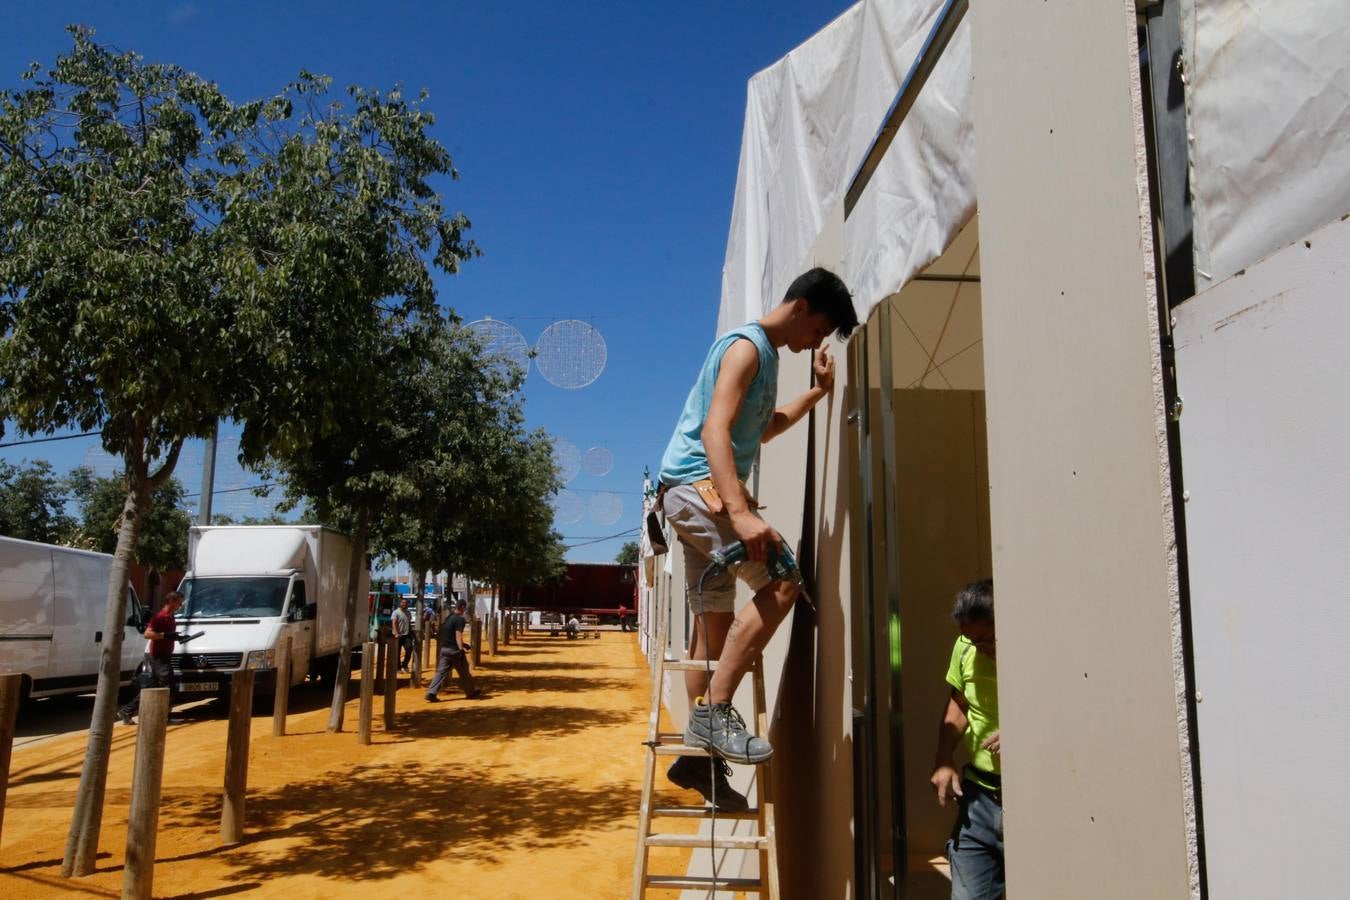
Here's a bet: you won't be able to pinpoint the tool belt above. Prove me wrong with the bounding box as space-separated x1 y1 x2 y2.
687 477 761 516
647 478 763 555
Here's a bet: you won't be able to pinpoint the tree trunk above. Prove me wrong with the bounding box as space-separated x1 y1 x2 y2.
328 507 370 733
63 473 150 877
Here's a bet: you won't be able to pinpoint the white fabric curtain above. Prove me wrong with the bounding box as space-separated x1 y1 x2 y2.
718 0 977 334
1181 1 1350 287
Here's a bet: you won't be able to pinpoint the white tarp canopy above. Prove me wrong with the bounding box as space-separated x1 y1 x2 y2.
718 0 976 334
1181 1 1350 288
721 0 1350 325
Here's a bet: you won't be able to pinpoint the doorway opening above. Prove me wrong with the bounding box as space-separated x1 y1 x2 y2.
849 215 991 898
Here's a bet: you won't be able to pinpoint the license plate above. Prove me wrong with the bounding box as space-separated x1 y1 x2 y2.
180 681 219 693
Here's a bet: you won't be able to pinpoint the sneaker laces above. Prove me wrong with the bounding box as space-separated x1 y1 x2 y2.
712 701 747 734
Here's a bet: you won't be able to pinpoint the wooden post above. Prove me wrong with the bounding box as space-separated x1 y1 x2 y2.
489 613 499 656
383 635 397 731
121 687 168 900
0 674 21 848
358 641 375 745
471 618 482 668
411 628 422 690
374 637 386 696
272 636 291 738
503 609 511 645
221 670 254 844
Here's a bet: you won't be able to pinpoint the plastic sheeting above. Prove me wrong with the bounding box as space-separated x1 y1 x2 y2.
1181 1 1350 288
718 0 976 334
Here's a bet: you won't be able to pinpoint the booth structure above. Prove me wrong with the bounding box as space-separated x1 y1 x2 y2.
637 1 1350 897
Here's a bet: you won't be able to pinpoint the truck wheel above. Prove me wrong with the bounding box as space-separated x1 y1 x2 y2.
315 654 340 686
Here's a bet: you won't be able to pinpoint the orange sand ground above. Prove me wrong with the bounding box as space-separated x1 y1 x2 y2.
0 629 699 898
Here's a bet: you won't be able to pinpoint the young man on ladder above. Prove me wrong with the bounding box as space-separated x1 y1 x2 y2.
657 267 857 810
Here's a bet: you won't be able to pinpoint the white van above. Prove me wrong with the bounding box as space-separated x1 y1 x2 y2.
175 525 369 698
0 536 147 701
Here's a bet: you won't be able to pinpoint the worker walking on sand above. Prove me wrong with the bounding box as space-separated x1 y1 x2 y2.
657 267 857 810
426 598 479 701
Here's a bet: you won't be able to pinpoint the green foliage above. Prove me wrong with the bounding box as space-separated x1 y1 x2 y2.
0 29 484 851
0 458 75 543
66 467 190 572
615 541 640 566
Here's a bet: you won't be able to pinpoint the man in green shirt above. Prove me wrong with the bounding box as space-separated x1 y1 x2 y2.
930 579 1003 899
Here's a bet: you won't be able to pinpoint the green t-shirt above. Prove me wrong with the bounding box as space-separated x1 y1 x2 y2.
945 635 1000 780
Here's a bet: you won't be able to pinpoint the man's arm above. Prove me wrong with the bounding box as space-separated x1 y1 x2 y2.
701 340 780 563
930 688 970 807
761 346 837 443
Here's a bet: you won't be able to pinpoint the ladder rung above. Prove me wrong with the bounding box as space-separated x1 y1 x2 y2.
651 805 760 820
661 658 721 671
645 875 763 891
645 833 768 850
652 743 713 757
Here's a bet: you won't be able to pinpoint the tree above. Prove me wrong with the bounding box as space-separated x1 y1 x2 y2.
0 31 475 875
615 541 640 566
66 468 191 603
0 459 75 543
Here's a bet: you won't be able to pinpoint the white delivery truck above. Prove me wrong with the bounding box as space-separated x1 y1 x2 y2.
175 525 369 699
0 535 147 702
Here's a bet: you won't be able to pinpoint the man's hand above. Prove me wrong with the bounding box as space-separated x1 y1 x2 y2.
931 764 963 808
980 731 1001 755
731 510 781 564
813 346 836 394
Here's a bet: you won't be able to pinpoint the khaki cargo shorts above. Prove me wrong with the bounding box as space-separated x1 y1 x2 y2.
662 483 772 614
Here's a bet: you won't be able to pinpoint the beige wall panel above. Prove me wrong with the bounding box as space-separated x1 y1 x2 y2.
971 1 1197 897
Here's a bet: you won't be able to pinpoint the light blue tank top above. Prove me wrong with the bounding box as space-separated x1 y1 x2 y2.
659 324 778 485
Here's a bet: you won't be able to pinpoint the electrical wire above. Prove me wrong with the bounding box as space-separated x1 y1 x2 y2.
0 430 102 448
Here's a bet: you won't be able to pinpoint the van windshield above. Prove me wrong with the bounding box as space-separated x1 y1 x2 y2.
180 576 290 619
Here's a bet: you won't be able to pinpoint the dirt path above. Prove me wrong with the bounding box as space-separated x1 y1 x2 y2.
0 629 694 898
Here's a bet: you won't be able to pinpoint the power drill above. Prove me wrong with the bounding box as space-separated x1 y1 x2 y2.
711 540 802 585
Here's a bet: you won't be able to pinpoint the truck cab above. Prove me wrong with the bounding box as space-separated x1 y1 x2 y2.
175 526 368 700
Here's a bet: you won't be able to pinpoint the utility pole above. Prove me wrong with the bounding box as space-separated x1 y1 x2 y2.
197 422 218 525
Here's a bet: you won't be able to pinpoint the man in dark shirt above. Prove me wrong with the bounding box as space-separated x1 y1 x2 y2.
118 590 185 725
425 598 479 701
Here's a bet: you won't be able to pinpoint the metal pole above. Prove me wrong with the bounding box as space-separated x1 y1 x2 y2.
844 0 969 218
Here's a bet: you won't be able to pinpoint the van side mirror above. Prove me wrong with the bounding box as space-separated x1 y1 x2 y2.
127 608 146 632
305 603 317 621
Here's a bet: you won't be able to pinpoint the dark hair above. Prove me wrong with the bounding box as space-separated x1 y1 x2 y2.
783 267 859 339
164 590 184 603
455 599 467 610
952 579 994 624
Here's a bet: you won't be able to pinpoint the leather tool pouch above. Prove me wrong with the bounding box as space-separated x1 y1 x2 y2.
646 485 671 556
693 478 725 515
692 478 762 516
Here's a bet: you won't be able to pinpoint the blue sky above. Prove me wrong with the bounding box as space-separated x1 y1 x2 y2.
0 1 853 564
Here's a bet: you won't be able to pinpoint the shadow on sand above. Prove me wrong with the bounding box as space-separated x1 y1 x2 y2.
157 761 635 882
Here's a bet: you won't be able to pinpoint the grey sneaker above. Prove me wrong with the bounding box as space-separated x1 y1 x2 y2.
667 755 750 812
684 701 773 764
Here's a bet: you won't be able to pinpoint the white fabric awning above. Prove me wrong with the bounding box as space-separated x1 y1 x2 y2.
718 0 976 334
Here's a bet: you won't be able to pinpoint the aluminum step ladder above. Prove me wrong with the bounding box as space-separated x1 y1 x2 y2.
631 586 779 898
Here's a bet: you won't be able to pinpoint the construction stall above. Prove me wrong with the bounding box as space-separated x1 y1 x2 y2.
637 0 1350 898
